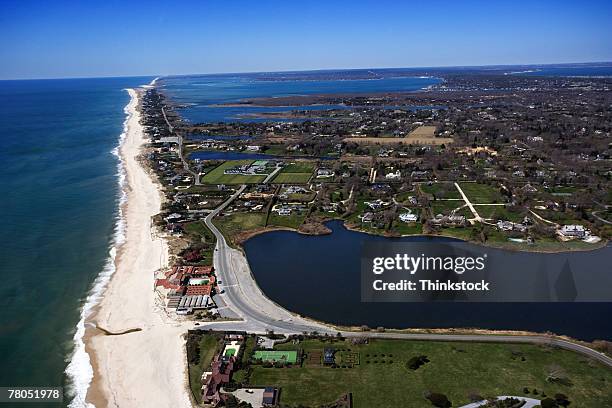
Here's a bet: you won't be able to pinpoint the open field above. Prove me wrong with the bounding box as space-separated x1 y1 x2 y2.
391 220 423 235
343 126 453 145
272 161 315 184
431 200 469 216
214 212 266 243
273 172 312 184
420 182 461 199
474 205 525 222
201 160 267 184
458 182 503 204
268 213 307 229
246 338 612 407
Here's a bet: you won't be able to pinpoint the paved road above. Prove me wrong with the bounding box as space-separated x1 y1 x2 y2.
162 106 201 185
454 182 482 221
201 186 612 369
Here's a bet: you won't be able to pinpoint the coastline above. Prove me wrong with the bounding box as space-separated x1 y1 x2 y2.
79 87 192 407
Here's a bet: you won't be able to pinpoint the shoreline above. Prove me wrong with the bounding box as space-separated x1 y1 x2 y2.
80 87 193 408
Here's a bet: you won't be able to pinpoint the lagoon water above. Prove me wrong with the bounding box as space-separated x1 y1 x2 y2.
244 221 612 341
160 73 441 123
0 77 150 400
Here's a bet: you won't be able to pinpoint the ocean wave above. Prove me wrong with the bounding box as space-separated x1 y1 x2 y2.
64 88 136 407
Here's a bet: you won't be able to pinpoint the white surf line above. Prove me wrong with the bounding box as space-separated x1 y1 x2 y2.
65 88 135 408
454 182 482 221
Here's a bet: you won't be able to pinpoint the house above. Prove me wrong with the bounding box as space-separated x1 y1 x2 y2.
410 171 429 180
496 220 527 232
202 355 237 406
558 224 587 238
399 212 418 223
385 170 401 180
262 387 278 407
361 212 374 223
316 168 335 178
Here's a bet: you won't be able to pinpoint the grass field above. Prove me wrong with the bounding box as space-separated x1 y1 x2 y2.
253 350 298 364
201 160 267 184
273 172 312 184
272 161 315 184
268 213 307 229
458 182 503 204
420 182 461 199
431 200 471 217
392 221 423 235
246 338 612 407
214 212 266 243
474 205 525 222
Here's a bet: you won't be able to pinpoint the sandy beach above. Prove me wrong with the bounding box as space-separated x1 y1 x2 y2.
83 88 192 408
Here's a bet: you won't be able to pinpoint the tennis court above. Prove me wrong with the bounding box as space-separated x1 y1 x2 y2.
253 350 298 363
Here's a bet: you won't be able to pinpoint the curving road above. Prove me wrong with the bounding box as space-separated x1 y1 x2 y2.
202 185 612 368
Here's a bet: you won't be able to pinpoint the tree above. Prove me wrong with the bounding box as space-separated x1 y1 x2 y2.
424 392 452 408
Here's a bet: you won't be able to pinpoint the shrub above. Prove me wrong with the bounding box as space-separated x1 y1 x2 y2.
406 355 430 370
425 392 452 408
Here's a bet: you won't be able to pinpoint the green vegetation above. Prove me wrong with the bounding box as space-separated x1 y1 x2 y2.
420 183 461 199
268 212 307 229
458 182 503 204
201 160 267 184
431 200 469 217
273 172 312 184
183 221 216 265
273 161 315 184
186 333 221 404
214 212 266 243
473 205 525 222
392 221 423 235
247 338 612 407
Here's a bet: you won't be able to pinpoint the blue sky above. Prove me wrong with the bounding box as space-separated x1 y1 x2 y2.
1 0 611 79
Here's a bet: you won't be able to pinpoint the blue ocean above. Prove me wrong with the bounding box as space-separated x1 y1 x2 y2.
0 77 151 403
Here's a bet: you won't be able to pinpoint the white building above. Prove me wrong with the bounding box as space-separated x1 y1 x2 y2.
559 224 587 238
399 212 418 223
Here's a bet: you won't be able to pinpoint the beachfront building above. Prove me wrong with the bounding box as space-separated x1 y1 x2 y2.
155 265 217 314
399 212 418 223
558 224 588 238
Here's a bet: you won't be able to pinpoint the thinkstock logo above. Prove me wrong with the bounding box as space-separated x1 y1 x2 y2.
361 242 612 302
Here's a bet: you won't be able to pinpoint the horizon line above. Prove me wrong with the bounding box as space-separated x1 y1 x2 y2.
2 60 611 82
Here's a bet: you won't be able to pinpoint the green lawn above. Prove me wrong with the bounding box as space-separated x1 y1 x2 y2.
201 160 268 184
268 213 307 229
392 221 423 235
282 162 316 173
431 200 471 217
474 205 525 222
420 182 461 199
247 338 612 407
458 182 503 204
273 172 312 184
272 161 315 184
214 212 267 243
